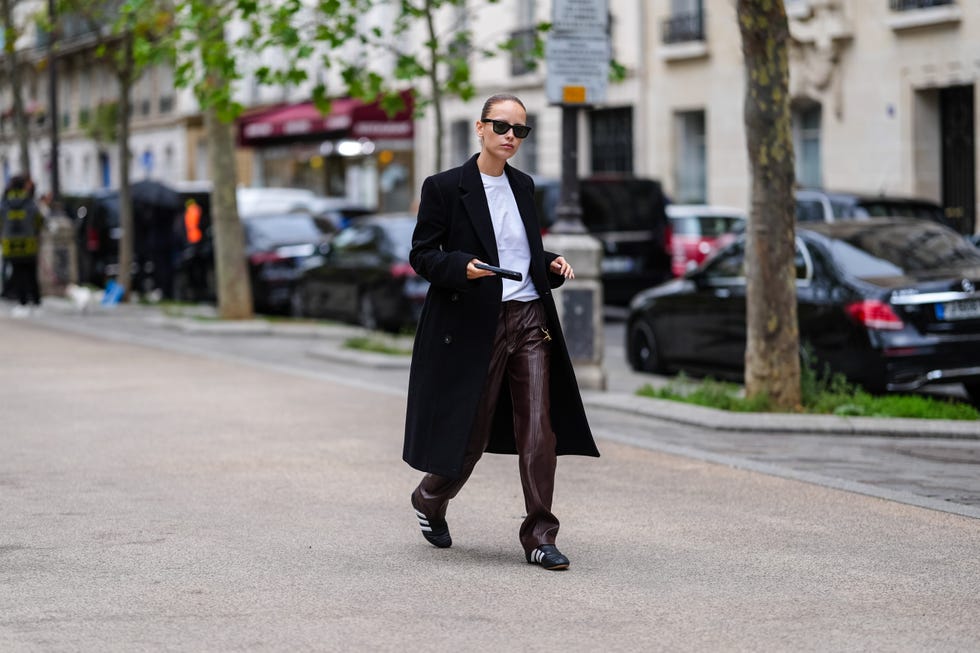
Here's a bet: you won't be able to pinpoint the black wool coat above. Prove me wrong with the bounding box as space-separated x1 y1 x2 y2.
403 154 600 479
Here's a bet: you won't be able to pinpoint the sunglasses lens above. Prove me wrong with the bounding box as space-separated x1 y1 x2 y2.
484 119 531 138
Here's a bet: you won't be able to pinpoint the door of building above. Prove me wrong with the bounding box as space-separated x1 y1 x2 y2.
940 85 975 234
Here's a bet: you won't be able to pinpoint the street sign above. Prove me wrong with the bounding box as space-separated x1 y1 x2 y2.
546 0 610 106
552 0 609 32
545 34 611 106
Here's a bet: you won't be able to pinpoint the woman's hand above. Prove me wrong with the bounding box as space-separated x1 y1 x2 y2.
467 259 496 280
550 256 575 279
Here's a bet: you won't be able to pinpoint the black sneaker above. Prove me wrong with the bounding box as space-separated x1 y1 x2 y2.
412 495 452 548
526 544 569 570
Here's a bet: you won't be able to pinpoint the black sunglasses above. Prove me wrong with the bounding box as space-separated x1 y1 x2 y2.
481 119 532 139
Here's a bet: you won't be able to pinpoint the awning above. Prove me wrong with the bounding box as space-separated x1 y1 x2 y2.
238 92 414 146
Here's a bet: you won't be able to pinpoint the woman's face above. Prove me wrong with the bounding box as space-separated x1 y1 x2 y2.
476 100 527 162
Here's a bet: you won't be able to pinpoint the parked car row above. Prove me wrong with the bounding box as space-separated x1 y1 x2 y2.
626 217 980 405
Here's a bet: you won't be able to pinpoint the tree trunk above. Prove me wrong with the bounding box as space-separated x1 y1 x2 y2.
205 108 253 319
2 0 31 177
116 37 134 300
423 0 444 171
737 0 801 410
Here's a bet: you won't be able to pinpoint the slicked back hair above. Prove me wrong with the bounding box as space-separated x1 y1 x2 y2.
481 94 526 120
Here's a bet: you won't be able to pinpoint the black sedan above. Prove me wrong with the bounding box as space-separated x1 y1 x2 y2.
289 214 429 331
626 218 980 404
243 213 334 313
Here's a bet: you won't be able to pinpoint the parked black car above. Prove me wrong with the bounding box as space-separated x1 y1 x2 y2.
240 213 335 314
626 218 980 404
535 176 672 305
289 213 429 331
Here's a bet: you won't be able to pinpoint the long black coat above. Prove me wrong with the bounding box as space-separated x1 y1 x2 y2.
403 154 600 478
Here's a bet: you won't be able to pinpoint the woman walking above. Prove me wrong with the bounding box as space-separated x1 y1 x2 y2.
403 93 599 571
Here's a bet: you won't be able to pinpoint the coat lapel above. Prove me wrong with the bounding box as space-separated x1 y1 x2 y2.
458 155 499 265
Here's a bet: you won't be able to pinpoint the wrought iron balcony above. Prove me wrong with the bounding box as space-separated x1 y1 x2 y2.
661 11 705 44
889 0 955 11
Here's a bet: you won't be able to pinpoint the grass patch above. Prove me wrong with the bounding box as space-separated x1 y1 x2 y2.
637 368 979 421
343 336 413 356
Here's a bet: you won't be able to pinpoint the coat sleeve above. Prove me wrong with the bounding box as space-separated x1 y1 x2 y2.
544 250 567 289
410 176 478 291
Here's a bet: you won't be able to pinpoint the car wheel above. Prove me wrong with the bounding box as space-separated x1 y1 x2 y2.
963 381 980 408
289 284 307 318
628 321 665 373
358 293 379 331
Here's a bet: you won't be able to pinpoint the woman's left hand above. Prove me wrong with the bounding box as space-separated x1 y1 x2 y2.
550 256 575 279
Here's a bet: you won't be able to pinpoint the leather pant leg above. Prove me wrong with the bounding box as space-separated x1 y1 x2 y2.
412 308 510 522
505 301 559 553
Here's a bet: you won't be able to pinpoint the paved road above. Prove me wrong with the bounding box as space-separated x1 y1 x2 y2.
17 299 980 516
2 313 980 651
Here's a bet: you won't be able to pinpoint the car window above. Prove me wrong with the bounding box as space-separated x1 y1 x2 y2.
795 240 813 282
796 199 824 222
831 223 980 276
245 214 329 249
703 241 745 280
378 220 416 260
700 216 743 236
831 198 855 219
331 224 379 253
670 216 700 235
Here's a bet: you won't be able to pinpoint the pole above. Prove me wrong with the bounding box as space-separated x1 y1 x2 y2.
47 0 59 204
551 106 587 235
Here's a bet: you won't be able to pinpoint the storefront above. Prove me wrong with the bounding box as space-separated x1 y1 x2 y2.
237 92 415 212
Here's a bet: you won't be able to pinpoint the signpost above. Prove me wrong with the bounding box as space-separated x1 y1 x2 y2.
543 0 609 390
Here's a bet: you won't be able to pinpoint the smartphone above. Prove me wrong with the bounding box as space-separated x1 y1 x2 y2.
474 263 523 282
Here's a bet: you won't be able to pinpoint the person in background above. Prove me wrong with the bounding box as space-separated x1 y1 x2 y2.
0 175 44 316
403 93 600 571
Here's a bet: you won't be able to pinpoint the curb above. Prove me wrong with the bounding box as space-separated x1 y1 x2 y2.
582 392 980 439
307 344 412 369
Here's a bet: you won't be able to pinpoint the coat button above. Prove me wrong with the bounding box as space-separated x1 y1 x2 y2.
443 335 453 345
451 292 460 302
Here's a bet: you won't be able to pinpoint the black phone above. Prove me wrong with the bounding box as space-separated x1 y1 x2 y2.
474 263 523 282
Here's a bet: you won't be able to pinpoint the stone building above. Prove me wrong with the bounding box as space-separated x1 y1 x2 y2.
415 0 978 234
2 1 976 231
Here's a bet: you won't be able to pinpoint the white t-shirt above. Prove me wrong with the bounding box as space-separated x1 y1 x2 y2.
481 172 539 302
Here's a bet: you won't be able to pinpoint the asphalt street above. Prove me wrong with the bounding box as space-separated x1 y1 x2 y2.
2 299 980 651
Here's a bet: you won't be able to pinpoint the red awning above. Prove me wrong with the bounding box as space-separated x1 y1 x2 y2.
238 93 413 146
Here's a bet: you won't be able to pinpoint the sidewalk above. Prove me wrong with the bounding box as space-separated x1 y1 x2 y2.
24 295 978 440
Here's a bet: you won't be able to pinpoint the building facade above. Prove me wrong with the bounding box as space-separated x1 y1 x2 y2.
414 0 979 235
3 1 977 232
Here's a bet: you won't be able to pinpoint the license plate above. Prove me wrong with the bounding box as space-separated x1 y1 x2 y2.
936 298 980 321
601 256 636 274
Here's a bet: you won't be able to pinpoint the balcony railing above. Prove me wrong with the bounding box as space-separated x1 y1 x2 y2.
661 11 705 44
889 0 954 10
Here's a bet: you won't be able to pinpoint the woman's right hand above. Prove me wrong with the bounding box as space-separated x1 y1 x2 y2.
466 258 496 280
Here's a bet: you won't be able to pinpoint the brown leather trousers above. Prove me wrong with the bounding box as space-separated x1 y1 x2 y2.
413 299 559 554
